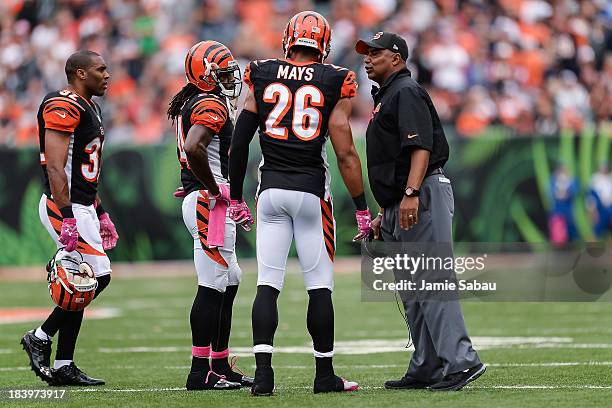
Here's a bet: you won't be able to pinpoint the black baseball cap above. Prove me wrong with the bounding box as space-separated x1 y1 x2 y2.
355 31 409 60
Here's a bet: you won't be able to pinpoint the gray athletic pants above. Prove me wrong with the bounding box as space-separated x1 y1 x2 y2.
380 173 480 382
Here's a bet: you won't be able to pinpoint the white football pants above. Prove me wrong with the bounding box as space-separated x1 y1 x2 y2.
256 188 335 291
38 194 111 277
182 190 242 292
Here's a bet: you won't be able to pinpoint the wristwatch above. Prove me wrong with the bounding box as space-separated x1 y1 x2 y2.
404 187 420 197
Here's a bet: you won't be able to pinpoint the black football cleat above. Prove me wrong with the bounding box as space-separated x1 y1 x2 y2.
51 363 105 386
20 330 54 385
251 366 274 396
429 363 487 392
186 370 241 390
213 357 255 387
314 375 359 394
217 369 254 387
384 374 432 390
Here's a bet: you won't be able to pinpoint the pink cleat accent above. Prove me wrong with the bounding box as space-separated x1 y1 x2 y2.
342 378 359 391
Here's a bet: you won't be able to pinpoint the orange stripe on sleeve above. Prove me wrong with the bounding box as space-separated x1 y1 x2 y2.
340 70 358 99
43 99 81 133
191 98 228 133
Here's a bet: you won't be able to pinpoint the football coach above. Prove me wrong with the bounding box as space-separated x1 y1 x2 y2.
355 32 485 391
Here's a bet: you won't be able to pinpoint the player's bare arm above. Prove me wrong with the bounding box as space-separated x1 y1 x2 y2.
184 124 220 196
44 129 72 210
242 88 258 114
329 97 371 241
328 98 365 200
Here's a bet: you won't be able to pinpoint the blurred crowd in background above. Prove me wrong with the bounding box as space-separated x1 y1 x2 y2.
0 0 611 146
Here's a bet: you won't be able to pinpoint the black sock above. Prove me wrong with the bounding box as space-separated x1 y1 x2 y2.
211 357 231 372
55 310 84 361
190 285 222 349
191 356 210 373
41 307 69 337
252 285 279 370
255 352 272 368
213 285 238 352
307 289 335 378
94 275 111 299
252 285 280 348
315 357 334 378
307 288 334 352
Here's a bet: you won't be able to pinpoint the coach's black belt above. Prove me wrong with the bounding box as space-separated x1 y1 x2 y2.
426 167 444 177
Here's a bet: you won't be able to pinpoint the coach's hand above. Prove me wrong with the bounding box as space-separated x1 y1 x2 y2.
59 218 79 252
399 196 418 230
229 200 254 231
371 212 382 240
353 209 372 241
99 213 119 250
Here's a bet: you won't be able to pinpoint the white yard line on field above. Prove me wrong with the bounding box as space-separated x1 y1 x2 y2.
97 336 612 355
488 361 612 367
0 366 29 371
520 343 612 349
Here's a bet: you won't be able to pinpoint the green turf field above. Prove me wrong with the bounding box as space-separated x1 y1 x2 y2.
1 268 611 407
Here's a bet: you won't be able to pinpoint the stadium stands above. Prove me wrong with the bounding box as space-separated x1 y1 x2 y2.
0 0 610 146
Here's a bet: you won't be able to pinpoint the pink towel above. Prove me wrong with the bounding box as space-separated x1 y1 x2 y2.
207 187 229 248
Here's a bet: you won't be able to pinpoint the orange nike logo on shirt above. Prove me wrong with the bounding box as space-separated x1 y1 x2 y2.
55 111 67 119
208 114 220 121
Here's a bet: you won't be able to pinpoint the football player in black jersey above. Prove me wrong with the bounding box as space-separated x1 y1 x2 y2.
167 41 252 390
229 11 372 395
21 50 117 386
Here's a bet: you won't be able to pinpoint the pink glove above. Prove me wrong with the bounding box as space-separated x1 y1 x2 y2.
352 209 372 242
59 218 79 252
99 213 119 250
173 187 186 199
229 200 254 231
212 184 231 204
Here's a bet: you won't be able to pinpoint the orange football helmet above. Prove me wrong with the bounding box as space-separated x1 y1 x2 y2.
282 11 332 62
47 249 97 311
185 40 242 98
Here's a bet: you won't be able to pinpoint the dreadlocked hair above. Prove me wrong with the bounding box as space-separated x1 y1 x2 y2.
167 83 201 123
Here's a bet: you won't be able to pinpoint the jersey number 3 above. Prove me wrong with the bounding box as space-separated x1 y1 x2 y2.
82 137 102 182
263 83 324 141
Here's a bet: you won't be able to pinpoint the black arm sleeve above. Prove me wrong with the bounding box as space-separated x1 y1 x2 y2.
229 109 260 200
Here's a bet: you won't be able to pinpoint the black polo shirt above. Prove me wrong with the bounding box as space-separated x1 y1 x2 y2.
365 68 449 207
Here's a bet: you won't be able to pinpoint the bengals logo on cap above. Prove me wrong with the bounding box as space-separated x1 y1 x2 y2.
372 32 383 40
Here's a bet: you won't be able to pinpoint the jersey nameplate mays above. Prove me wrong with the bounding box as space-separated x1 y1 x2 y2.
277 65 314 81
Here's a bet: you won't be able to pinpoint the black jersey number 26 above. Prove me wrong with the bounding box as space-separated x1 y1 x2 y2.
262 83 324 141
